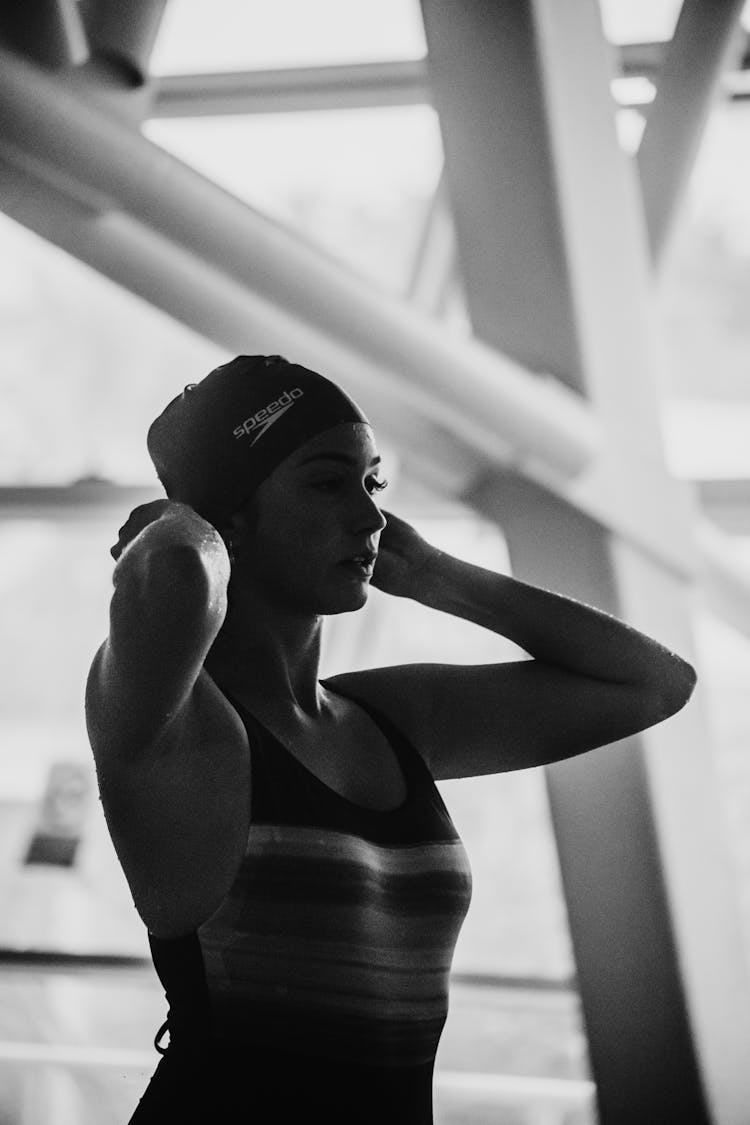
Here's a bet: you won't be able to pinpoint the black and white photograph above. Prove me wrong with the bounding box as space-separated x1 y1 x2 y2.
0 2 749 1123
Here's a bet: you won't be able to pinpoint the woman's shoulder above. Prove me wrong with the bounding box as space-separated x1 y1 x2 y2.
322 666 433 763
87 656 246 765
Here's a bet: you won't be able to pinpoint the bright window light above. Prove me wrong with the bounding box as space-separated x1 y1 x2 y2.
150 0 427 75
0 213 224 486
610 75 656 106
144 106 444 294
659 102 750 431
598 0 684 45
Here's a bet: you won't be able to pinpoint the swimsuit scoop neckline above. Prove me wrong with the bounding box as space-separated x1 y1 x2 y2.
235 680 416 817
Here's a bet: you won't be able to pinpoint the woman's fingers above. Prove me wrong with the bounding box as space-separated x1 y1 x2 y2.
110 499 172 561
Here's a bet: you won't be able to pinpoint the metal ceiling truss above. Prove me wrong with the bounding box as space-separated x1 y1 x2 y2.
0 40 599 475
150 59 430 117
637 0 748 263
0 2 749 627
417 4 750 1123
0 0 167 85
148 38 750 119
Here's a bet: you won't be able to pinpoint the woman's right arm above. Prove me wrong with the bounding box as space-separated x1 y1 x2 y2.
85 500 231 759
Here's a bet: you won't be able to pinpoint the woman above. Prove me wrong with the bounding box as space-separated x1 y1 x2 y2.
86 354 696 1124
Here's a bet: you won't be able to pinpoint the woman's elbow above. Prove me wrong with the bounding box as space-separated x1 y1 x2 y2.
657 656 697 719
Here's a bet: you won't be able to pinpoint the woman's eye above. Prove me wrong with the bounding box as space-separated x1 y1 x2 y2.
309 476 388 495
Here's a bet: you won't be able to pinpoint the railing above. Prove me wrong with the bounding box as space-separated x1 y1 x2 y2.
0 1041 596 1125
436 1070 595 1125
0 953 596 1124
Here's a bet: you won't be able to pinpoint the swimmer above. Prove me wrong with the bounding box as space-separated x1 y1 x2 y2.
85 355 696 1124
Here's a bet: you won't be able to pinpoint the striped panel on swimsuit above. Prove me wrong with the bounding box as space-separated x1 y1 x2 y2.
147 684 472 1113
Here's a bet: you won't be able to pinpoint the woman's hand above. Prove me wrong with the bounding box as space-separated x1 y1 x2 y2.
110 499 175 561
370 510 443 600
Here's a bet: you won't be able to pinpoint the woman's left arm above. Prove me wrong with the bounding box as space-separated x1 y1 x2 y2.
415 550 695 696
339 511 697 779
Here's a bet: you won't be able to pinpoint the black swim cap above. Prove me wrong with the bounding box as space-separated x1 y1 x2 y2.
147 355 370 527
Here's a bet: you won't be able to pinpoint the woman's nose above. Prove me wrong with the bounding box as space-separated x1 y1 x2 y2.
354 490 387 535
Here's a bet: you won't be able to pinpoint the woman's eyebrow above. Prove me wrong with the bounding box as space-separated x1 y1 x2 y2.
299 452 381 467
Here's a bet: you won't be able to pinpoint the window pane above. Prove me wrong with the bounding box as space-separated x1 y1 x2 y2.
0 213 225 485
0 519 146 956
599 0 750 42
658 101 750 478
144 106 444 295
150 0 427 75
598 0 683 44
694 600 750 961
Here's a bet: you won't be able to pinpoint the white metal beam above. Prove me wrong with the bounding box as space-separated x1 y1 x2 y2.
638 0 746 265
530 2 750 1121
0 45 598 483
420 1 750 1122
2 40 749 631
147 44 750 120
405 170 457 315
0 0 89 69
623 37 750 82
696 479 750 534
0 168 483 498
150 59 431 117
79 0 168 87
696 519 750 638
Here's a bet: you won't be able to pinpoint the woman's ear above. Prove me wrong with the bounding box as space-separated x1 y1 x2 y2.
232 495 260 538
221 500 257 568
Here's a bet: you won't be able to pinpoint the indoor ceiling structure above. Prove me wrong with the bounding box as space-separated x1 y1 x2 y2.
2 3 750 1124
0 1 748 533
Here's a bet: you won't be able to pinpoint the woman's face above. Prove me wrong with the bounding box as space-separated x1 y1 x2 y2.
232 422 387 615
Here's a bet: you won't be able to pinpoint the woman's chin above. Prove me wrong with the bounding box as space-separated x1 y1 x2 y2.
252 569 372 616
323 582 371 615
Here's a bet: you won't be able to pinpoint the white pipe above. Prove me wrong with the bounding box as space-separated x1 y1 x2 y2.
82 0 168 87
436 1069 595 1108
0 1040 155 1070
0 163 488 493
0 1040 595 1111
152 59 431 117
0 44 600 481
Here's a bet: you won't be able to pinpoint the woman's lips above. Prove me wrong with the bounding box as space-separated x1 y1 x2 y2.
340 556 376 579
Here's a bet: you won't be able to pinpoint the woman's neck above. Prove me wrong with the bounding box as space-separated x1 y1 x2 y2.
206 585 326 718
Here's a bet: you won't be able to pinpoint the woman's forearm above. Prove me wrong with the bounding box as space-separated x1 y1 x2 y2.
416 551 696 696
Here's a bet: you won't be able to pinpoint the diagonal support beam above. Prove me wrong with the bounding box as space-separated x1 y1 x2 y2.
5 149 750 650
78 0 179 88
405 170 458 315
0 161 484 497
0 0 88 70
529 3 750 1119
422 2 750 1123
4 31 749 632
0 44 598 488
637 0 746 265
